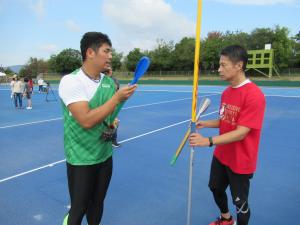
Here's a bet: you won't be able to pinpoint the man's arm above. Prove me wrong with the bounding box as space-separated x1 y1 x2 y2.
68 85 137 129
197 119 220 129
189 125 250 147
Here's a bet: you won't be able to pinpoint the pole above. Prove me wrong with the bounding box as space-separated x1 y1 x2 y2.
187 0 202 225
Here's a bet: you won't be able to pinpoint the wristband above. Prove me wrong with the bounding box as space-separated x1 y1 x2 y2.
208 137 213 147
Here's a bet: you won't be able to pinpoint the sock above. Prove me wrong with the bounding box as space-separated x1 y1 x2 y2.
221 215 232 221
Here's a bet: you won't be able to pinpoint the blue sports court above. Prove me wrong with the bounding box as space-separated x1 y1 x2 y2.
0 84 299 225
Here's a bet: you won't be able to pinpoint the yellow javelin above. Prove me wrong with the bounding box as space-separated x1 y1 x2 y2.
187 1 202 225
170 0 202 166
191 0 202 125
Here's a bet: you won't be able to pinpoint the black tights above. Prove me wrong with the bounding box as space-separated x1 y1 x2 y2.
66 157 112 225
209 157 252 225
210 187 250 225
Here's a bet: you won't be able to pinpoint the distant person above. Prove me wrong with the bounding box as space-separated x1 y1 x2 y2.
11 75 24 109
42 80 49 93
59 31 137 225
10 76 16 98
28 77 34 94
38 78 44 93
189 45 266 225
103 66 121 148
23 77 32 109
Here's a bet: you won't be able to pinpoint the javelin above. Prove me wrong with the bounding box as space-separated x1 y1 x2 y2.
187 0 202 225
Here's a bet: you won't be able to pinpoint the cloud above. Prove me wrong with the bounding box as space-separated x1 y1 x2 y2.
39 44 58 54
65 20 81 32
211 0 297 5
30 0 45 17
101 0 195 52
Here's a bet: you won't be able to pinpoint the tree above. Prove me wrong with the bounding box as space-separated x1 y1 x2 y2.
223 31 250 49
111 49 123 70
272 26 292 68
201 32 224 71
19 57 48 77
125 48 144 71
149 39 174 71
248 28 274 50
49 48 82 74
4 67 14 75
296 31 300 41
173 37 195 71
248 26 292 69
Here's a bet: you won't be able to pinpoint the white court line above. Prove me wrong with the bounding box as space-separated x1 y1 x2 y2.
0 159 66 183
0 117 63 129
123 94 219 110
123 97 191 110
265 94 300 98
0 94 219 129
118 111 218 143
0 111 218 184
138 90 222 94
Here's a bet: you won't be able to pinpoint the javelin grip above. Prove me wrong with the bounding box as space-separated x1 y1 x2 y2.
170 97 211 166
190 122 196 133
197 97 211 116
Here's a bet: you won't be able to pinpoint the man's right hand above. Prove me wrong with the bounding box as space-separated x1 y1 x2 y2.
196 120 206 129
115 84 137 102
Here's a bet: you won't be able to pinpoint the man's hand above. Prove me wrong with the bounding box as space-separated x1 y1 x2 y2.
196 120 206 129
189 133 210 147
114 84 137 102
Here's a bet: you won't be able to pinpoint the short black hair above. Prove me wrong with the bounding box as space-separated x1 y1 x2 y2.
220 45 248 71
80 32 112 61
24 77 29 82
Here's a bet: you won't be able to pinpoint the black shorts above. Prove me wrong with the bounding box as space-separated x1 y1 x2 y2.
25 92 31 99
209 156 253 204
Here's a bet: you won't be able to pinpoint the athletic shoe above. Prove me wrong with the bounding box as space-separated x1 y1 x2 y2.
112 141 121 148
63 214 68 225
26 106 32 110
209 216 236 225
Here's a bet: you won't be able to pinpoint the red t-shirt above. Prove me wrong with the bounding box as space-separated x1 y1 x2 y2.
214 82 266 174
28 79 33 88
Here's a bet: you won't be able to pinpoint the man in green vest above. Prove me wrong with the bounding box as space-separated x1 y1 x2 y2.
59 32 137 225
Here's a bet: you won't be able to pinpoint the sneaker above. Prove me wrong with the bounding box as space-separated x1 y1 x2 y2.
112 141 121 148
63 214 68 225
209 216 236 225
26 106 32 110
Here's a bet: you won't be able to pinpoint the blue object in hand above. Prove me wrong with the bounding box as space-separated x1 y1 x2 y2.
129 56 151 85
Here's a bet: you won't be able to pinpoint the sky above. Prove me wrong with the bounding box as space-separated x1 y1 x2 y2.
0 0 299 67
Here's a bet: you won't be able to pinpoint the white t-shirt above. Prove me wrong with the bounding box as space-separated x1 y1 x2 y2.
38 79 44 86
12 80 24 93
10 80 15 92
59 69 105 106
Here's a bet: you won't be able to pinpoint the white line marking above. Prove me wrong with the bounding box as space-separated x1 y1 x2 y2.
123 97 191 110
0 117 62 129
265 94 300 98
123 94 219 110
119 111 218 143
0 111 218 184
0 94 219 129
138 90 222 94
0 159 66 183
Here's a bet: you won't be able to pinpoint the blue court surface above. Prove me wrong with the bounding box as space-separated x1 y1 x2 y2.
0 83 300 225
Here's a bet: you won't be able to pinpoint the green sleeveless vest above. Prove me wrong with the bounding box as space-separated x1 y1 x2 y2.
62 73 123 165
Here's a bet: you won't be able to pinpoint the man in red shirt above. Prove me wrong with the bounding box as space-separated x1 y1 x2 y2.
189 45 265 225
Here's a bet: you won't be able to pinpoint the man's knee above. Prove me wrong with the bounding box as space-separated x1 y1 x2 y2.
234 199 249 215
234 199 251 225
209 185 225 196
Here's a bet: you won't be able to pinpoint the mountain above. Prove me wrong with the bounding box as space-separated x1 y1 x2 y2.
8 65 24 74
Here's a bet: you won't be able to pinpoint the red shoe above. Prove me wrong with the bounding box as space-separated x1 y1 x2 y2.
209 216 236 225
